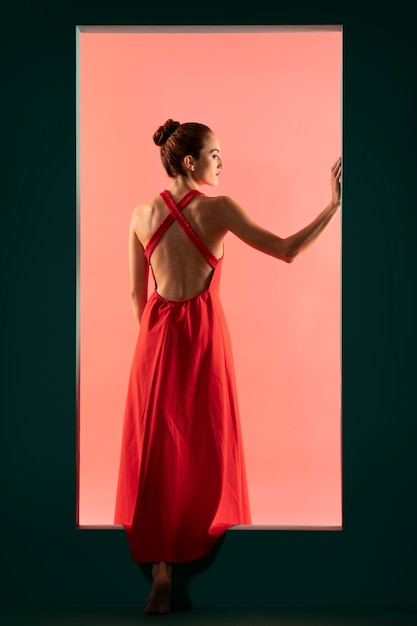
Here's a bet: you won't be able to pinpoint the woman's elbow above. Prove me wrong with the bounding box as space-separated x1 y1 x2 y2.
285 248 299 263
130 292 145 323
281 239 297 263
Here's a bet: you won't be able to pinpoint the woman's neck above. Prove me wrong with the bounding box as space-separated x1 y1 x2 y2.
169 175 201 196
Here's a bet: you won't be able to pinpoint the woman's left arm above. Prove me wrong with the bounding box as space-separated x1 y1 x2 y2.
129 209 149 325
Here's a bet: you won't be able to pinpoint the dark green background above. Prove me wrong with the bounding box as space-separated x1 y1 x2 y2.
1 0 416 609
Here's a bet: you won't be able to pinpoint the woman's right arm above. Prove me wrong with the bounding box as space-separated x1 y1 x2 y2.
218 196 293 262
218 158 341 263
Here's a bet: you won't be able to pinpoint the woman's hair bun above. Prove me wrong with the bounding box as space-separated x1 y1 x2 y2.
153 119 181 146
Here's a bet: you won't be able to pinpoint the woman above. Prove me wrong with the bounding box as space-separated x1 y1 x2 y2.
115 119 342 614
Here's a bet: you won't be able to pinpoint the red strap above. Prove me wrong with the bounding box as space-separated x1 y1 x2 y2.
159 190 219 268
144 213 175 261
145 190 205 261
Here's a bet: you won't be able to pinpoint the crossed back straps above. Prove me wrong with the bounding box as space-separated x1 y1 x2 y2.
144 190 219 269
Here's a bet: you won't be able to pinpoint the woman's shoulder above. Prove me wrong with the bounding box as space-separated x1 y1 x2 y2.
131 192 235 219
196 193 233 209
131 194 164 217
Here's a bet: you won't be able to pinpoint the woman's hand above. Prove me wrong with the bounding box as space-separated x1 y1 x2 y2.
331 157 342 206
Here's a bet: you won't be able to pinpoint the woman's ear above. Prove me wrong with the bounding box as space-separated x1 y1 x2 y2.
183 155 195 172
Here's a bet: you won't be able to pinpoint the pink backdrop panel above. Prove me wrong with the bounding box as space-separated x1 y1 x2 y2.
79 29 342 526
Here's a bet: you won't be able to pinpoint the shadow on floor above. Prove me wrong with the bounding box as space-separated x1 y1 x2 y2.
138 533 227 611
1 607 417 625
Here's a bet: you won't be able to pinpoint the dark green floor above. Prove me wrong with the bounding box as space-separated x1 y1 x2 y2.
1 607 417 625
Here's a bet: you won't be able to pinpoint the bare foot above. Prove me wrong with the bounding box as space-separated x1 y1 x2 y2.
144 562 172 614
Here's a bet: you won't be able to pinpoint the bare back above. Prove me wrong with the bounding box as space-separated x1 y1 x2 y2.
133 192 226 301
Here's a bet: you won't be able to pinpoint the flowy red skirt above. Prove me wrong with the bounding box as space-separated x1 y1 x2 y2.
114 190 251 563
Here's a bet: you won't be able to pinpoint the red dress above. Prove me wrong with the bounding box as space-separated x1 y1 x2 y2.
114 189 251 563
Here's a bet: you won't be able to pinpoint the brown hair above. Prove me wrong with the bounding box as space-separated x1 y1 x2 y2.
153 119 212 178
